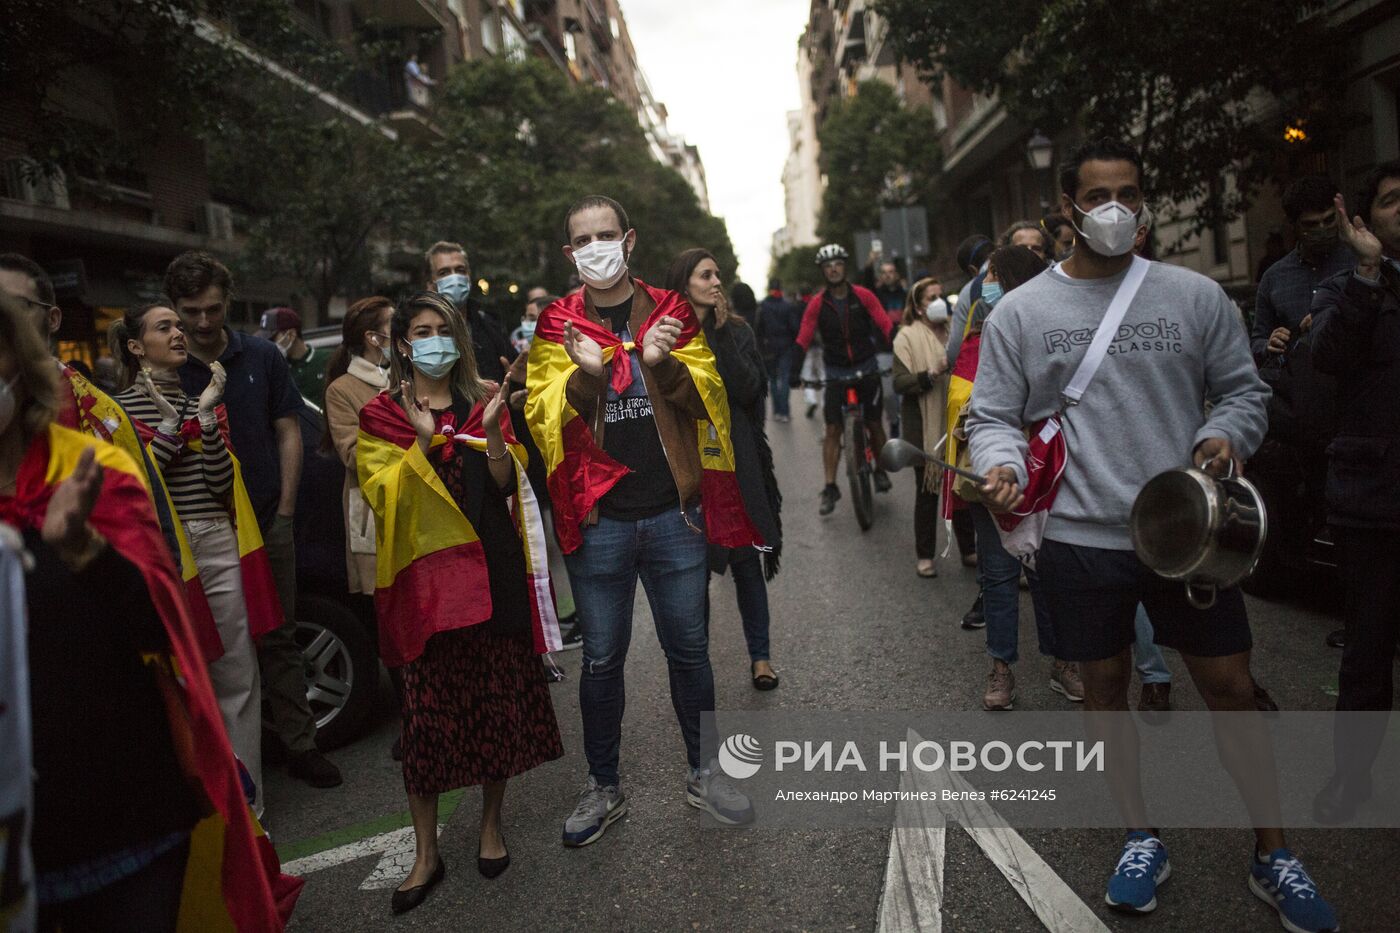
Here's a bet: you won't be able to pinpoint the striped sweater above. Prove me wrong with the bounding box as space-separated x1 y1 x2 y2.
116 385 234 522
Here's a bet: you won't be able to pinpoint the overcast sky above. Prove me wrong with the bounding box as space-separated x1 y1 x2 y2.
623 0 807 285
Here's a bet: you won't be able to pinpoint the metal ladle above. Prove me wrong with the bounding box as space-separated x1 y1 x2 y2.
878 438 987 486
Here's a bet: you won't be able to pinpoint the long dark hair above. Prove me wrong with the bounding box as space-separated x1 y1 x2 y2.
987 246 1047 294
325 296 393 386
388 291 486 405
665 248 729 327
107 303 170 389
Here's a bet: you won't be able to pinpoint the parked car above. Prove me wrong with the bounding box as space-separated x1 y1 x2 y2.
1241 439 1337 598
285 343 385 749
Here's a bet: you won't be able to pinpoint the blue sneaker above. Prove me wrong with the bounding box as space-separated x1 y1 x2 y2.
1249 848 1339 933
1104 831 1170 913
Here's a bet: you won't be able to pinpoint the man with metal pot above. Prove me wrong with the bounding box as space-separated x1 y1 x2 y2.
1308 160 1400 824
969 139 1338 933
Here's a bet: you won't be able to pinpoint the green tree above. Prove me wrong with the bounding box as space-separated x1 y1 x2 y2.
815 80 942 247
872 0 1344 231
770 245 821 297
207 91 426 317
425 56 736 300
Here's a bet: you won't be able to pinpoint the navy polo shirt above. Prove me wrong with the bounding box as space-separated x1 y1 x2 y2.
179 327 304 529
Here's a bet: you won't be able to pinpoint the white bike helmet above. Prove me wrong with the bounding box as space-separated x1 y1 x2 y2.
815 243 849 265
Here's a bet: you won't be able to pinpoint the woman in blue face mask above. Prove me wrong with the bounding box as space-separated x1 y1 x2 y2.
359 292 563 913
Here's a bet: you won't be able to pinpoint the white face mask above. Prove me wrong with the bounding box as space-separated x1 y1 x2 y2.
571 235 630 289
924 297 950 322
1071 201 1144 257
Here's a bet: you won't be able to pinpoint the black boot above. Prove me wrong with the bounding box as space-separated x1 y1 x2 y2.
961 594 985 630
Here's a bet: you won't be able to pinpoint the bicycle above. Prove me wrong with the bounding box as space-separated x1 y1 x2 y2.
803 364 888 531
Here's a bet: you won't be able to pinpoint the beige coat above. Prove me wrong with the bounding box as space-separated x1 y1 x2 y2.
324 362 386 596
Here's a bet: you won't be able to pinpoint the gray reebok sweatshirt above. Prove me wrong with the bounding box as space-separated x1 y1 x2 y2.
966 260 1269 551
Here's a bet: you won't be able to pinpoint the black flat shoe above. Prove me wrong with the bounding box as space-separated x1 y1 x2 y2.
478 844 510 880
391 858 445 914
752 663 779 691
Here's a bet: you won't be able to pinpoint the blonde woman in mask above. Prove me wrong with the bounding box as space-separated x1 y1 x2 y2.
892 278 951 577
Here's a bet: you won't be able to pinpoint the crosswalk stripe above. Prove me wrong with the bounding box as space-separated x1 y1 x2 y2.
876 729 1109 933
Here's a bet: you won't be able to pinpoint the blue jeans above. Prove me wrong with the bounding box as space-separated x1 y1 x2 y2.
970 504 1057 664
705 548 771 663
564 510 713 785
768 349 793 418
1133 604 1172 684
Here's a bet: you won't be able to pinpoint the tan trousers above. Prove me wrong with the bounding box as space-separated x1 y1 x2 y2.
184 517 264 816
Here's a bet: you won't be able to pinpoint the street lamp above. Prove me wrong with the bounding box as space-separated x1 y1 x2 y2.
1026 130 1054 212
1026 131 1054 171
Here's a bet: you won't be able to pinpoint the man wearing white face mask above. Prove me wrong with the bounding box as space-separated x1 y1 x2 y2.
968 140 1338 933
526 195 761 847
258 307 326 408
426 241 513 384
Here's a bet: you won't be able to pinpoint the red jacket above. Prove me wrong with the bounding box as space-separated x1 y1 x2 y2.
794 284 892 368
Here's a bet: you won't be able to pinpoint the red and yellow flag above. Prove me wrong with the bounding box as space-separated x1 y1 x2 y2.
524 279 761 553
941 324 981 521
3 424 300 930
357 393 493 667
57 364 148 471
130 406 285 658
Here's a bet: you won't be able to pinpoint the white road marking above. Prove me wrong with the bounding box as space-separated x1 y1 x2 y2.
876 761 946 933
876 729 1108 933
281 824 444 891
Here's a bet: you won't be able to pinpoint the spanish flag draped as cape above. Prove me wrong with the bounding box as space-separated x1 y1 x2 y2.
357 392 563 667
58 363 182 557
941 312 982 522
129 406 285 662
524 279 761 554
2 424 301 930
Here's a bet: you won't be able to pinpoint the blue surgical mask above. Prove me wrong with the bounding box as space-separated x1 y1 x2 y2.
410 335 460 378
980 282 1004 308
436 273 472 307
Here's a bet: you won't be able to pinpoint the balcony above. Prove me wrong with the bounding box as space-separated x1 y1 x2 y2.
349 0 449 30
837 7 866 67
583 0 612 51
342 66 443 141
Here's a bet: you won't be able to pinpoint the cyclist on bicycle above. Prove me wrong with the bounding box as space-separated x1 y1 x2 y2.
794 243 894 515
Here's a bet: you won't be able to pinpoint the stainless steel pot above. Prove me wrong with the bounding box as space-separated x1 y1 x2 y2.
1129 464 1268 609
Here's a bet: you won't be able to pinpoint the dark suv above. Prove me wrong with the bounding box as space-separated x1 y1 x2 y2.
285 347 384 749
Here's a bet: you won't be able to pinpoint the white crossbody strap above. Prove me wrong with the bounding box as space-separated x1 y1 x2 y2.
1062 255 1149 407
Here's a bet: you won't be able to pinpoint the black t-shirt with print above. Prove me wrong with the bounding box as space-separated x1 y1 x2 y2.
596 296 678 521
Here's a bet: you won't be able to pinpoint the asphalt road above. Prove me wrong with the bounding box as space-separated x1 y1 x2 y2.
264 403 1398 932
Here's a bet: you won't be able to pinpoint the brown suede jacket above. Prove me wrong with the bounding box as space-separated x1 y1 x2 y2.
563 281 710 524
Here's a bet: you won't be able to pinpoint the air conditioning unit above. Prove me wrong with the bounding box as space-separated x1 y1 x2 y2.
197 201 235 241
3 158 70 209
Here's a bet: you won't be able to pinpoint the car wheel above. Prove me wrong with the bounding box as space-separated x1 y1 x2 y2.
293 594 378 750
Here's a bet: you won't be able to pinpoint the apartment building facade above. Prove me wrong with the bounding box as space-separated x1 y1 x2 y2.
787 0 1400 291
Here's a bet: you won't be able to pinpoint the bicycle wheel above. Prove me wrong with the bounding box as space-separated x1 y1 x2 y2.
846 412 874 530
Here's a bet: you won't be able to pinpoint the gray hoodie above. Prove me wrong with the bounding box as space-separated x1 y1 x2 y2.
966 260 1269 551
